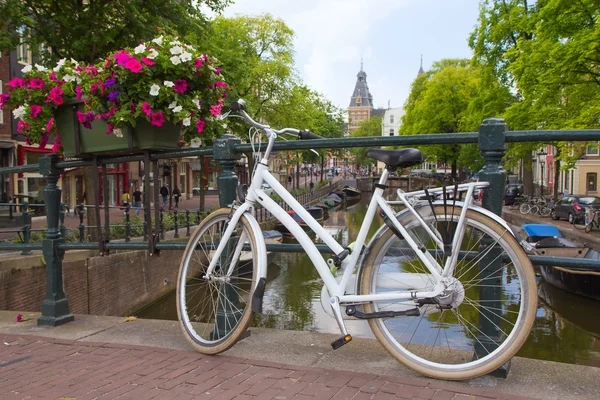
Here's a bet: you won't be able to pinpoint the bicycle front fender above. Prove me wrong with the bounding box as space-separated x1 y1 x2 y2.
240 209 268 285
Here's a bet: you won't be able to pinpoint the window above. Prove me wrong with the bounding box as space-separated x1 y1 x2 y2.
389 129 394 136
586 172 597 192
16 27 32 65
586 143 598 155
390 115 394 124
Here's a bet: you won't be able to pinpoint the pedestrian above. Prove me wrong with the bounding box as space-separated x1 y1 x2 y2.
173 186 181 208
133 187 143 215
121 190 130 214
309 181 315 195
160 184 169 208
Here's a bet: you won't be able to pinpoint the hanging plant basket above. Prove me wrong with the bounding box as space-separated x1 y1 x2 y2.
56 100 181 157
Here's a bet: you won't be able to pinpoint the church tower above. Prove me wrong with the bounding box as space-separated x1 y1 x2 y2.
348 61 374 133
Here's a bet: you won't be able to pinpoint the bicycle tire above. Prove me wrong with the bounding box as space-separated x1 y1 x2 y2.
529 205 540 215
540 207 551 217
519 203 531 214
357 205 537 380
177 208 261 354
572 217 587 230
585 222 593 233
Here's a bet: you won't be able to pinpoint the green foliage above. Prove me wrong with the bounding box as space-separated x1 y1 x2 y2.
400 60 511 177
0 0 230 64
350 116 383 167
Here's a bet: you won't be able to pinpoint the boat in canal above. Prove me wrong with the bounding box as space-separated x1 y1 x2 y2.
274 206 324 239
519 224 600 301
341 186 361 199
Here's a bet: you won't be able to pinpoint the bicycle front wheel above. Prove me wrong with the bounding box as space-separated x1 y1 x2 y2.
519 203 531 214
358 206 537 380
177 208 261 354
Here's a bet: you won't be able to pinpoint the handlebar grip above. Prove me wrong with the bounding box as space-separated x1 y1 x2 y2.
298 130 323 140
231 99 246 111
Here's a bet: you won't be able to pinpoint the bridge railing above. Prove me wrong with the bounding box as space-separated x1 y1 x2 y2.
0 117 599 376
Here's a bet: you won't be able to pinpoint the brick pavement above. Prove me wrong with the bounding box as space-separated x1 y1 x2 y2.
0 333 530 400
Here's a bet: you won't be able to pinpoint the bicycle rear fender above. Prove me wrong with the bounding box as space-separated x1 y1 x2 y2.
355 201 522 295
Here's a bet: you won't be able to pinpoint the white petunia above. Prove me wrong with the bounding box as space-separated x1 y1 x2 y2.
172 106 182 113
168 101 177 109
147 49 158 59
134 44 146 54
151 36 163 46
164 81 175 88
170 46 183 55
113 128 123 138
70 58 79 66
179 52 192 62
170 56 181 65
21 64 32 73
12 106 25 121
182 117 191 126
63 75 76 82
149 84 160 96
35 64 47 72
98 67 104 73
190 137 201 147
170 40 181 46
192 99 200 109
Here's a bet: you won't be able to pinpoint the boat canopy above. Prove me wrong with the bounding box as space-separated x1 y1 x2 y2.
522 224 562 238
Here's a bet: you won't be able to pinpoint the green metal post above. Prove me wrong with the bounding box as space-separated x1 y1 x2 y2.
21 202 31 255
214 133 241 207
476 118 508 377
38 154 74 327
213 133 242 338
59 203 67 239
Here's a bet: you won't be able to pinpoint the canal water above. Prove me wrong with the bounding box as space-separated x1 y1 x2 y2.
136 193 600 368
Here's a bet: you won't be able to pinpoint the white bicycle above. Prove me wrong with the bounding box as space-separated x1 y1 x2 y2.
176 99 537 380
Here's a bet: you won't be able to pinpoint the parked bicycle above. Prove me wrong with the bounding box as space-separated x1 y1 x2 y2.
519 196 551 217
572 207 600 232
176 99 537 381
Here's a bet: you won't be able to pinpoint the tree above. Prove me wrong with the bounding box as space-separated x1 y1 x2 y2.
470 0 600 198
0 0 230 64
400 59 511 180
350 116 383 169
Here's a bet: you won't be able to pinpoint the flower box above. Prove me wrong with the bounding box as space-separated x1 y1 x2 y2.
56 100 181 157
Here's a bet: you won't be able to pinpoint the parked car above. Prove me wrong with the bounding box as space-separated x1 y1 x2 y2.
504 184 524 206
551 195 600 223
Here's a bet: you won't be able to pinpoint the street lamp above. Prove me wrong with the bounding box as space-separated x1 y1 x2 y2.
537 151 547 197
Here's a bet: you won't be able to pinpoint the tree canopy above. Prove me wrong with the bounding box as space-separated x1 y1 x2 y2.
350 116 383 168
0 0 231 64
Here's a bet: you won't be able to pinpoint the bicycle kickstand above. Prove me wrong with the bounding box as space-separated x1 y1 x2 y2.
329 296 352 350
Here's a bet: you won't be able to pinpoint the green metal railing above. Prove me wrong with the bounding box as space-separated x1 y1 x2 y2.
1 117 599 377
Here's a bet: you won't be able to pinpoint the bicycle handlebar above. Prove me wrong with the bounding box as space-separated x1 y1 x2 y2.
231 99 322 139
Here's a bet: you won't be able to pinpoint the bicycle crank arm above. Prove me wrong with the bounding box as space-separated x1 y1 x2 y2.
345 305 420 319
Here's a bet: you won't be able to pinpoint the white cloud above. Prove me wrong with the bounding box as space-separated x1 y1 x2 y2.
219 0 478 109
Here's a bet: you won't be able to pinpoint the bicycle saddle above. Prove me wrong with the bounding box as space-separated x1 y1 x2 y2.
366 148 424 168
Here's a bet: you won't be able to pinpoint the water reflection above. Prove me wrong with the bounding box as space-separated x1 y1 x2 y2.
136 190 600 367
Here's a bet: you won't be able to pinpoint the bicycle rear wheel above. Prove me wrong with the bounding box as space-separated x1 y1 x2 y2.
358 206 537 380
177 208 260 354
519 203 531 214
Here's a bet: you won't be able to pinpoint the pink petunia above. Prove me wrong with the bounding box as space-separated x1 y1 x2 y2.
196 119 205 134
214 81 227 89
107 123 114 135
151 112 165 127
141 57 155 66
75 86 82 100
90 83 99 94
0 93 10 109
49 72 57 81
215 67 221 75
174 80 187 93
17 120 29 133
141 102 152 116
30 105 42 119
125 58 143 73
113 50 132 66
194 59 203 68
51 133 61 153
46 86 64 106
210 99 223 117
77 110 87 123
46 118 54 133
39 134 49 148
8 78 24 88
131 102 136 114
29 78 45 89
85 66 98 75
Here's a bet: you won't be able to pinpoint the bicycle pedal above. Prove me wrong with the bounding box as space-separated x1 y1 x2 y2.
331 334 352 350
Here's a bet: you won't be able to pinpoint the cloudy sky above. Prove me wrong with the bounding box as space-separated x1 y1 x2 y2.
219 0 482 110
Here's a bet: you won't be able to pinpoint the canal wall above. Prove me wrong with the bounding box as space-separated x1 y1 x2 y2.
0 247 182 317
